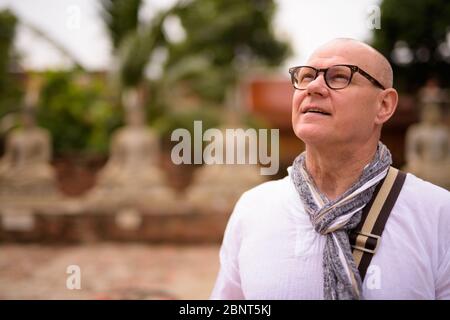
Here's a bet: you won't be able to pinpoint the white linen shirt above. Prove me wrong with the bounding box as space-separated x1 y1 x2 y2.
210 168 450 299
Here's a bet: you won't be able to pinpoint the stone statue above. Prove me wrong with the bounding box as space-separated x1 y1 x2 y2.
185 111 266 214
418 78 449 106
0 96 59 200
185 162 266 214
403 103 450 190
85 88 177 212
418 77 450 127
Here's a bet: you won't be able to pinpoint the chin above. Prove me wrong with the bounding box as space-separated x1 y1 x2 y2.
293 125 331 145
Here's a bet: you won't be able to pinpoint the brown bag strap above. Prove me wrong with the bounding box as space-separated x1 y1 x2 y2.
349 166 407 281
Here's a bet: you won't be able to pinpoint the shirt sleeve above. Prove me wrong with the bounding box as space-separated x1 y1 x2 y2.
210 194 247 300
436 244 450 299
435 198 450 300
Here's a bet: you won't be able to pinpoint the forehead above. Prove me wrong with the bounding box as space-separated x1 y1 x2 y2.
306 42 373 70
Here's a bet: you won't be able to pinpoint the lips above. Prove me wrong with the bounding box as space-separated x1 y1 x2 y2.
301 105 332 116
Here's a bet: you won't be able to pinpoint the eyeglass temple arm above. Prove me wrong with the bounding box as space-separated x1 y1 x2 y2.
356 68 385 90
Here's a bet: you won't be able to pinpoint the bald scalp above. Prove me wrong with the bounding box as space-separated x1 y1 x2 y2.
311 38 393 89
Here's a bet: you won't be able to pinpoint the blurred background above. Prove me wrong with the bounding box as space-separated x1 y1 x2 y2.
0 0 449 299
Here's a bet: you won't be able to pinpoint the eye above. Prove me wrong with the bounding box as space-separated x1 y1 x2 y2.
332 73 349 81
300 73 315 81
297 69 316 83
327 68 351 84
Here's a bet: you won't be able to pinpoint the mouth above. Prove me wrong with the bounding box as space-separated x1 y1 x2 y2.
301 106 332 116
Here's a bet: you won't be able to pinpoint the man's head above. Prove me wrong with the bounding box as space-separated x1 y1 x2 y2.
291 38 398 149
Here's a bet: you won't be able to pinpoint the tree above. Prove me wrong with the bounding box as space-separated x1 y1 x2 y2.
163 0 290 104
99 0 290 138
372 0 450 91
101 0 290 101
101 0 142 51
115 12 168 88
0 9 22 118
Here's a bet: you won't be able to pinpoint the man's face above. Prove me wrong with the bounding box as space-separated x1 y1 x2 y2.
291 43 384 147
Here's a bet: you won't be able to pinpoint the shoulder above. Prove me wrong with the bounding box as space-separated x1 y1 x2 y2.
228 172 296 223
236 174 295 208
400 173 450 210
223 172 300 242
393 172 450 245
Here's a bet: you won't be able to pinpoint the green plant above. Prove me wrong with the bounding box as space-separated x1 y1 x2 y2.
37 71 122 156
0 9 23 118
372 0 450 90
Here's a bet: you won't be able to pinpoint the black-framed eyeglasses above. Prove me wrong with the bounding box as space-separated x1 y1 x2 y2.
288 64 385 90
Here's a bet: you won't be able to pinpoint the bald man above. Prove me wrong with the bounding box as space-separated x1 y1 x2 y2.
210 39 450 300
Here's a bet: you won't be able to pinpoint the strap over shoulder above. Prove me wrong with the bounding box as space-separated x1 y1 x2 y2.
349 166 407 281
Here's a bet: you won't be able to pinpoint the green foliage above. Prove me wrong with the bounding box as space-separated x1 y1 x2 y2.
372 0 450 90
171 0 288 64
103 0 290 104
37 71 122 156
101 0 290 142
0 9 22 117
164 0 291 104
153 106 221 142
116 13 168 88
101 0 142 50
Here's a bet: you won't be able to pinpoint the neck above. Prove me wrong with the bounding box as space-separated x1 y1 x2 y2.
305 140 379 201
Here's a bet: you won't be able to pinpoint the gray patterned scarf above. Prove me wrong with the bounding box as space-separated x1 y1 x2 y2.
291 142 392 299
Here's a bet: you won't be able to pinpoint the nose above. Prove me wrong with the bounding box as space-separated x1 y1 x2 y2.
305 72 329 97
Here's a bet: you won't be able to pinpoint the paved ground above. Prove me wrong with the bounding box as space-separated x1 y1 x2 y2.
0 243 221 300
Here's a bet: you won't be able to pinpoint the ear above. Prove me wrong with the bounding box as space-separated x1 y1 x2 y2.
374 88 398 125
